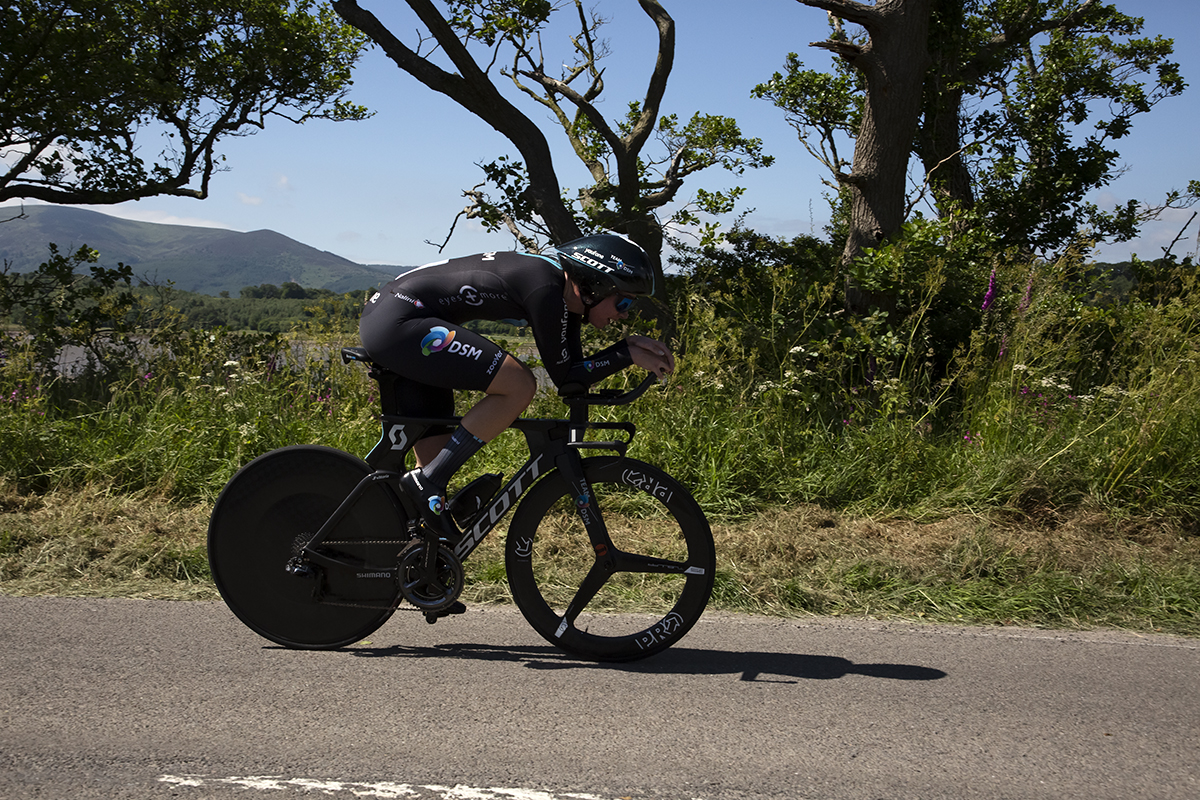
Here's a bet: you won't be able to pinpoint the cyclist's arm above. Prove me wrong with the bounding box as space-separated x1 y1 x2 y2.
561 339 634 386
524 289 636 387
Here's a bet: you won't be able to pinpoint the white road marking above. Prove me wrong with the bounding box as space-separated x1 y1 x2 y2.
158 775 613 800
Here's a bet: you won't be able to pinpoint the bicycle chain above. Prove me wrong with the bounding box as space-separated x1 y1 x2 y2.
309 538 456 613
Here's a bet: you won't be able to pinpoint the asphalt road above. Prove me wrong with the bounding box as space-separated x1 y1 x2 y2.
1 596 1197 800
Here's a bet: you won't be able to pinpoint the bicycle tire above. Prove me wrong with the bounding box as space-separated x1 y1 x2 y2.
505 456 715 661
208 445 409 649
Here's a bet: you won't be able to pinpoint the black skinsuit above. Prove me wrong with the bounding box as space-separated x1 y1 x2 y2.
359 250 633 419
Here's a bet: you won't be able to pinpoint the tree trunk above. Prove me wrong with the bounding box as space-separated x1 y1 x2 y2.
919 79 975 213
837 0 933 264
919 0 975 215
801 0 933 313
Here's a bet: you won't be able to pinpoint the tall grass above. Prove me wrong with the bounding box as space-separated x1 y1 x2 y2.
608 248 1200 528
2 242 1198 631
0 328 380 500
4 249 1200 520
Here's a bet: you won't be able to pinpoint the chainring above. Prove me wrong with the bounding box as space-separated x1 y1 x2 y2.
396 539 464 612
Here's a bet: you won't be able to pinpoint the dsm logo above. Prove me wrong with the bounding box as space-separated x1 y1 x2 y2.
421 326 455 355
420 326 483 360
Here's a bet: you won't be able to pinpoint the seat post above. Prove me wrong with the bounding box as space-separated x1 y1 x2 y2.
371 367 402 416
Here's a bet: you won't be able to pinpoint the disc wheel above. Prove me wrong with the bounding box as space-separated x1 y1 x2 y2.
505 457 715 662
208 445 409 649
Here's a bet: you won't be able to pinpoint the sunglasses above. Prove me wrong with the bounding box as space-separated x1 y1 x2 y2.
614 294 636 313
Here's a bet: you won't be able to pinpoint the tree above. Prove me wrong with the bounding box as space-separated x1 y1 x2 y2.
0 245 137 375
757 0 1188 265
918 0 1186 254
1 0 369 206
329 0 770 293
759 0 933 280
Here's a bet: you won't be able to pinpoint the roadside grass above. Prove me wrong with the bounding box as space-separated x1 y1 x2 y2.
4 246 1200 636
0 481 217 600
3 479 1196 636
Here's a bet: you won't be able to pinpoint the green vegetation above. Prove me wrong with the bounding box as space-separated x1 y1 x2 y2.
3 0 368 206
1 222 1198 635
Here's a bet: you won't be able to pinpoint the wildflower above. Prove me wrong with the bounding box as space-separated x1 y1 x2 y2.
1018 273 1034 313
981 268 998 311
223 360 240 368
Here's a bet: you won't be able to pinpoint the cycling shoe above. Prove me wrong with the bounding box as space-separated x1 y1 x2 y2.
400 468 459 541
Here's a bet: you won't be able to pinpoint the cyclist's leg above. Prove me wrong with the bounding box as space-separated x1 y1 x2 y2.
407 355 533 465
417 355 535 501
459 354 537 440
360 315 533 531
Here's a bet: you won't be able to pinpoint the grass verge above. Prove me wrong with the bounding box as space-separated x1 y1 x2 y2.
2 479 1196 636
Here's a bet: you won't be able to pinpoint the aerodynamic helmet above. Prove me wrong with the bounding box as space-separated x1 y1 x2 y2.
555 234 655 302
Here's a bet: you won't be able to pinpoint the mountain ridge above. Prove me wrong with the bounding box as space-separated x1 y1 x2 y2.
0 206 406 296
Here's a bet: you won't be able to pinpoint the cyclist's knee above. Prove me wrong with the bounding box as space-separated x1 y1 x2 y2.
490 355 537 407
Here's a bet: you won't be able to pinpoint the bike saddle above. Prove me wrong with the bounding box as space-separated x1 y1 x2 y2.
340 346 373 364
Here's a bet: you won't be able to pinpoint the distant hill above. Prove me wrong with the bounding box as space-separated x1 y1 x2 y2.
0 206 407 296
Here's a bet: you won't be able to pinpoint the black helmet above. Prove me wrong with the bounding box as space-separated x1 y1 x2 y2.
556 234 655 300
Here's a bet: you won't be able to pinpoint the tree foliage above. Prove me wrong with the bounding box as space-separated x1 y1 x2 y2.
932 0 1187 253
331 0 771 286
0 245 138 375
1 0 369 206
758 0 1190 262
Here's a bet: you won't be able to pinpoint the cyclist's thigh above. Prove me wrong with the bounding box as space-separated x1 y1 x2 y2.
361 312 507 393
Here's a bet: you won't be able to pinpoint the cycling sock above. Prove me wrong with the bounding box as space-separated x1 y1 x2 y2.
422 426 486 489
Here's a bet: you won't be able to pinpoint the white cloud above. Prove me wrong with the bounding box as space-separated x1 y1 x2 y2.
237 192 264 206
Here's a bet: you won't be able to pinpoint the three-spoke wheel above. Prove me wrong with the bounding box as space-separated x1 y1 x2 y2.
505 456 716 661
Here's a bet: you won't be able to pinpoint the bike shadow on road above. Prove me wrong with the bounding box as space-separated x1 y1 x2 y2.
347 642 947 683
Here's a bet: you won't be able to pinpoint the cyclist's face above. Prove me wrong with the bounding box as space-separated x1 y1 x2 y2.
588 292 635 329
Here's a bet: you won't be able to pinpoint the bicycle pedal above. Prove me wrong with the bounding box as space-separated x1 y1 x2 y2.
423 601 467 624
447 473 503 527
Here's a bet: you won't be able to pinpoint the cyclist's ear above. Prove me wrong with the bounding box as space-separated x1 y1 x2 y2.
562 275 587 315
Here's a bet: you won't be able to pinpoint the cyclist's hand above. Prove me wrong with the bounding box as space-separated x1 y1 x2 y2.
627 335 675 379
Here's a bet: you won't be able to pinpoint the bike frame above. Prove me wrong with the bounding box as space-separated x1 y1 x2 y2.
297 385 647 575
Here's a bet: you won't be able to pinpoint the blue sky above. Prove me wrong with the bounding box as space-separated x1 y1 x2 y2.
6 0 1198 267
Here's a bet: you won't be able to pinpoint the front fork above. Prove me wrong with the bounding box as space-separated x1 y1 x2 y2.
551 440 621 630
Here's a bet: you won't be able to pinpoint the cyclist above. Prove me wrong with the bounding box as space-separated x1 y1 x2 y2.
358 233 675 542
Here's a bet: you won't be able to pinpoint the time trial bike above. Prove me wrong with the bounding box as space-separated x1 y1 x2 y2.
207 346 715 662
